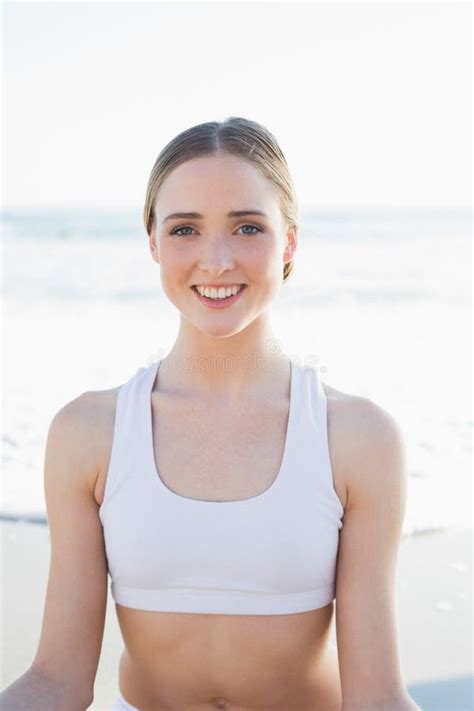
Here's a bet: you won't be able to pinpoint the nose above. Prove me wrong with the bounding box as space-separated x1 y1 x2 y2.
197 236 236 276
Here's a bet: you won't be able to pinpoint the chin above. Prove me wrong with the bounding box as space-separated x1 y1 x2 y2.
196 323 247 339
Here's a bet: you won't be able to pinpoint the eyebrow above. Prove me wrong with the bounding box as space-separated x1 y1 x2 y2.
161 209 269 224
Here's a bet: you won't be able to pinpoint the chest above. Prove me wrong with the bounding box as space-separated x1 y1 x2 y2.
150 392 291 502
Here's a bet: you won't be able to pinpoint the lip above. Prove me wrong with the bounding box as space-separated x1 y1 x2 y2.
191 284 247 309
192 283 247 288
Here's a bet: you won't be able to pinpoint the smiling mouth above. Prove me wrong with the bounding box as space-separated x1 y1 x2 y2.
191 284 247 290
191 284 247 304
191 284 246 295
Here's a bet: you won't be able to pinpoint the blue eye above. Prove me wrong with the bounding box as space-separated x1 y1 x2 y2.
239 224 262 235
169 224 263 237
170 225 195 236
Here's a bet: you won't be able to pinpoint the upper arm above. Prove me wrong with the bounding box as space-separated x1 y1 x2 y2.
334 398 414 709
31 392 109 706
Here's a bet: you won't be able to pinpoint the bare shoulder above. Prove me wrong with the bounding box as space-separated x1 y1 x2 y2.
52 386 121 503
322 380 406 511
327 382 411 706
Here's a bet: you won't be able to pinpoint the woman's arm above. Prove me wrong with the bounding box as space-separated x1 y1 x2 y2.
0 666 89 711
0 393 109 710
333 397 421 711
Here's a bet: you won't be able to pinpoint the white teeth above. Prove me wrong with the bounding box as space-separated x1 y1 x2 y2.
196 284 243 299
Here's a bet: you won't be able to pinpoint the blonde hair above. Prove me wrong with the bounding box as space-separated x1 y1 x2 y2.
143 117 297 283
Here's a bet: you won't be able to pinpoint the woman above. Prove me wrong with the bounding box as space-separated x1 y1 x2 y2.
0 117 420 711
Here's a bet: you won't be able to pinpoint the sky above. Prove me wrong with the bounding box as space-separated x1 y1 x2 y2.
1 1 472 211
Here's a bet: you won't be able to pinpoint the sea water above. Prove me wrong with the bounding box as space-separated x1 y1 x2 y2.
1 207 471 535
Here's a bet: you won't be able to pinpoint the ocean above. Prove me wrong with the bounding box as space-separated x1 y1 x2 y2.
1 207 471 536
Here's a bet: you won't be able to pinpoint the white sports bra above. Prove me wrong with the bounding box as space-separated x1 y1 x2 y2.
99 358 345 615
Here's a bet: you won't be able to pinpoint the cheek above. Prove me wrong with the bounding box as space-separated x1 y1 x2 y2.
156 247 190 297
241 238 276 266
158 242 190 272
247 239 282 275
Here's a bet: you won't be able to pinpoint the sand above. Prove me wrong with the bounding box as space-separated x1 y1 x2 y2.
1 521 472 711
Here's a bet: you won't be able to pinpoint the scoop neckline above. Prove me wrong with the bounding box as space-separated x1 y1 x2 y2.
145 357 296 505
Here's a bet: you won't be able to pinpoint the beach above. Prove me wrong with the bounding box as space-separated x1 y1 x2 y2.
2 208 472 539
2 206 472 710
1 520 472 710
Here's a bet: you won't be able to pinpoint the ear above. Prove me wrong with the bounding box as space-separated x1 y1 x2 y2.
148 229 160 264
283 224 297 265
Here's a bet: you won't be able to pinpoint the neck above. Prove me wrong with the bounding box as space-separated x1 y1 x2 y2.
157 314 290 401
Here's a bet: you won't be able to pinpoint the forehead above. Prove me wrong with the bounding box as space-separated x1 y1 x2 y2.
154 153 280 214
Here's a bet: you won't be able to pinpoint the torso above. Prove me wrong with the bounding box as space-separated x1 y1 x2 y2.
91 366 352 711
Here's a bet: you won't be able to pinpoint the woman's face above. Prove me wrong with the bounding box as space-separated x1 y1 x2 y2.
150 152 296 337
